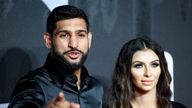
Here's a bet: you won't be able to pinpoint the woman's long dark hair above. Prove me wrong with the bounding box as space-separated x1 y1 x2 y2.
105 37 172 108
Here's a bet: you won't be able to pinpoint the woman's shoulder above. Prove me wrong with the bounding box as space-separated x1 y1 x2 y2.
171 101 188 108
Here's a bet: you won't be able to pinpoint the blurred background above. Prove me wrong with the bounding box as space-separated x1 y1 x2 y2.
0 0 191 107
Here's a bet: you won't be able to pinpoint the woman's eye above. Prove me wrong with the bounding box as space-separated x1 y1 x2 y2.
133 64 143 68
151 63 159 68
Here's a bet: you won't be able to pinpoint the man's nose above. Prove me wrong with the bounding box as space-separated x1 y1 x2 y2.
68 36 78 48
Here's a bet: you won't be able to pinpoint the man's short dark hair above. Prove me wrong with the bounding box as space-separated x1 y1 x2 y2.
46 5 89 35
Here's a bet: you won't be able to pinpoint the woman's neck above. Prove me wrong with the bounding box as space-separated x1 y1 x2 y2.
131 88 158 108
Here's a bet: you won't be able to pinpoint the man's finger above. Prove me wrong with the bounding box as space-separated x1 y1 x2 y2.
55 92 65 102
70 102 80 108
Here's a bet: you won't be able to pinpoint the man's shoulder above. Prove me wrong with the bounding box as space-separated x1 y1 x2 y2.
86 75 104 90
10 67 53 97
87 75 101 84
17 67 51 86
8 68 48 107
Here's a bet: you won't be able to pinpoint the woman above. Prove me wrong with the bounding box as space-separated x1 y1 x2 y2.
105 37 187 108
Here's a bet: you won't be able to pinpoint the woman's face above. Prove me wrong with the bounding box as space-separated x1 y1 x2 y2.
131 48 161 93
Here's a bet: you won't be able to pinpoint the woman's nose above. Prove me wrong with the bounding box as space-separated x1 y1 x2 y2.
144 66 152 77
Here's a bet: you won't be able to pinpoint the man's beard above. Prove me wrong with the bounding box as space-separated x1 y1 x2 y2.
51 48 88 70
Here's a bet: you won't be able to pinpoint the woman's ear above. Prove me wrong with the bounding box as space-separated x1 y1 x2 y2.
44 32 52 48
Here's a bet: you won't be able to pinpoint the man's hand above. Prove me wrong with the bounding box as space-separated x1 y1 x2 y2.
43 92 80 108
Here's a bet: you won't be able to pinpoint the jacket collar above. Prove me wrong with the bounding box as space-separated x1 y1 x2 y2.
43 53 89 87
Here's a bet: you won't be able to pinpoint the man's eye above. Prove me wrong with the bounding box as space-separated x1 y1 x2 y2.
151 63 159 68
78 34 86 38
133 64 143 68
60 34 68 38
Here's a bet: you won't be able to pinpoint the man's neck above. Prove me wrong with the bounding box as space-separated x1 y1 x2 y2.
74 68 81 91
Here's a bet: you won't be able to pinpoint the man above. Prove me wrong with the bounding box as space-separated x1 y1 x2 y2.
8 5 103 108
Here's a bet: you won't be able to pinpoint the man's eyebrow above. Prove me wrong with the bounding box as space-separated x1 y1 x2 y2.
55 30 69 35
55 30 88 35
77 30 88 33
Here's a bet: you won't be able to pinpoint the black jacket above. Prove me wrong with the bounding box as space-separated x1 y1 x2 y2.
8 54 103 108
172 101 188 108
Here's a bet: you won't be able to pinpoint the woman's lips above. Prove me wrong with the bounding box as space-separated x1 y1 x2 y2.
141 80 153 85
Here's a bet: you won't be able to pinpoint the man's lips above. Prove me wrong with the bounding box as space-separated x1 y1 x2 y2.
67 51 81 59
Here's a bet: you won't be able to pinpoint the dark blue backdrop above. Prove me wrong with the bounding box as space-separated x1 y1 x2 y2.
0 0 191 107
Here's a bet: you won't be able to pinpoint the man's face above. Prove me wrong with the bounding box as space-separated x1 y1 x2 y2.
45 18 92 70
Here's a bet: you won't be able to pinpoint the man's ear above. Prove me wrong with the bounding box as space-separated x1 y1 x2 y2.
88 32 92 48
44 32 52 48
